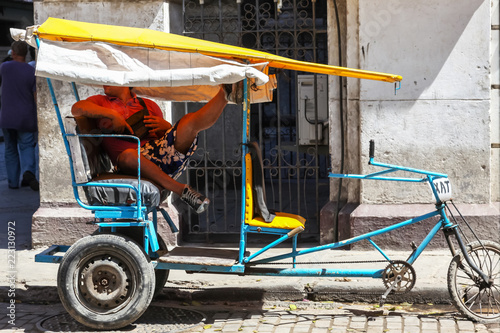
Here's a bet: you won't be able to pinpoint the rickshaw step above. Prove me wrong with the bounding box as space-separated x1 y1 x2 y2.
157 246 240 267
35 245 70 263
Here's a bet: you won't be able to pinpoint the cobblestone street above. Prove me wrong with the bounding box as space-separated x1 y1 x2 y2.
1 301 499 333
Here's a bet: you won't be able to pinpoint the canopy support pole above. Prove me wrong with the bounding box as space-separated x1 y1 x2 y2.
238 79 250 264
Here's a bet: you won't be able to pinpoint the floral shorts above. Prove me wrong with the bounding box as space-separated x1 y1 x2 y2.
140 123 198 180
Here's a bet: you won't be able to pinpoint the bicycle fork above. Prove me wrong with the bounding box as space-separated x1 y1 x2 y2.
443 225 493 288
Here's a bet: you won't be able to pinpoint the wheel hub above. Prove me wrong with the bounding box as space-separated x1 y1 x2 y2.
78 256 132 310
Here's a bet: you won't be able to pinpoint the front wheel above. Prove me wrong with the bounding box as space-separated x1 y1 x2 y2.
57 234 155 330
447 240 500 324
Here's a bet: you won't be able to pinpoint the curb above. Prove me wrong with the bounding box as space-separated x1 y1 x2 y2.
0 283 452 306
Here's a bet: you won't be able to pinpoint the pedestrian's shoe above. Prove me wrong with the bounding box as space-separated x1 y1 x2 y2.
181 185 210 214
21 171 39 192
223 81 244 104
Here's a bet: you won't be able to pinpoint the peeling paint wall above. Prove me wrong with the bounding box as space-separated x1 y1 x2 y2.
336 0 494 205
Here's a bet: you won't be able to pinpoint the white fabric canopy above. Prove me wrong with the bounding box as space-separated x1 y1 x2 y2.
34 39 273 102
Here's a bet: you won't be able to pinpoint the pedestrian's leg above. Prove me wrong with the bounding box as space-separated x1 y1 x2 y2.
3 129 21 188
18 131 39 191
174 87 227 154
18 131 37 175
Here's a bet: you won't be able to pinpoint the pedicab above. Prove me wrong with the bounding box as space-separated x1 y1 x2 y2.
16 18 499 329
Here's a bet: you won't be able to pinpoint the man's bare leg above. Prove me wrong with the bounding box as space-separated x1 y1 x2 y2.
174 87 228 154
117 149 210 214
117 149 185 195
117 149 210 213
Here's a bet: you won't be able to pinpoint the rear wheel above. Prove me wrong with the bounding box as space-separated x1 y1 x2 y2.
447 240 500 323
57 234 155 330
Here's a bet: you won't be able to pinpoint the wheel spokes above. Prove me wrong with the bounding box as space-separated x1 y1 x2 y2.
457 246 500 319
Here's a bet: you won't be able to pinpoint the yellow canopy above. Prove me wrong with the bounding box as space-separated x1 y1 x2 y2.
35 17 402 83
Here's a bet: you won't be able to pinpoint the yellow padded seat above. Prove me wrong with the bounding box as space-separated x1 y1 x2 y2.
244 153 305 230
248 212 306 229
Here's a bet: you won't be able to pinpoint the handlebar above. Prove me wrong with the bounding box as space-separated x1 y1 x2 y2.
329 140 448 183
369 140 375 160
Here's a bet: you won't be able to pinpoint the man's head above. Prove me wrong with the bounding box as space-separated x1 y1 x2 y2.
103 85 130 96
11 41 28 58
103 85 133 103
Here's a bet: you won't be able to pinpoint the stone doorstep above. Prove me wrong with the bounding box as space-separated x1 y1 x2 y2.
31 205 178 248
334 202 500 250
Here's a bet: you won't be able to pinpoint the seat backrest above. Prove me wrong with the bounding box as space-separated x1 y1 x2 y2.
244 142 275 223
64 116 113 184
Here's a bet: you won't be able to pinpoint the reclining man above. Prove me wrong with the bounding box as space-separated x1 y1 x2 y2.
71 85 229 214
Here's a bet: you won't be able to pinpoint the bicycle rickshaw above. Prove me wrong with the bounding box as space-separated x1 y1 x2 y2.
16 17 499 329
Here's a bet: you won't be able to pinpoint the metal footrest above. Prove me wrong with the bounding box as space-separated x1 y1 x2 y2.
157 247 240 267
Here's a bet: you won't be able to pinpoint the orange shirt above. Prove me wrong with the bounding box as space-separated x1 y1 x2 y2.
86 94 164 164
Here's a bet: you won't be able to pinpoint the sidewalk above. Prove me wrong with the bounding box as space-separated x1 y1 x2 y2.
1 246 456 304
0 139 461 307
1 207 456 307
0 137 457 306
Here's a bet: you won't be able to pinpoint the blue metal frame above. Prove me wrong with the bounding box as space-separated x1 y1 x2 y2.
35 245 70 263
37 68 458 279
238 79 250 264
155 85 455 278
35 33 464 281
66 133 144 218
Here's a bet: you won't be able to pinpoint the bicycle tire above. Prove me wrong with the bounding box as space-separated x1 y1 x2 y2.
447 240 500 324
57 234 155 330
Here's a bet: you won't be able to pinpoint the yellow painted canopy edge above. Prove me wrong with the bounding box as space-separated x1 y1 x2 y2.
35 18 403 83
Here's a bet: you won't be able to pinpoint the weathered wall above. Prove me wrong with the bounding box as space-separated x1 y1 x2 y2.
322 0 499 246
32 0 181 247
34 0 171 205
357 0 491 204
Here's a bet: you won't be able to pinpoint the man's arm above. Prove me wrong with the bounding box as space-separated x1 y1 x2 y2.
72 100 133 134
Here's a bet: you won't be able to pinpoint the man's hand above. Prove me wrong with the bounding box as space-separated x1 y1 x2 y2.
97 113 133 135
144 115 172 137
111 115 134 135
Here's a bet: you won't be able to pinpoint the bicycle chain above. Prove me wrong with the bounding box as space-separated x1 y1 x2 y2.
247 259 390 266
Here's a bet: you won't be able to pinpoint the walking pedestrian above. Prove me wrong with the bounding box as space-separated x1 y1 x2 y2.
0 40 39 191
